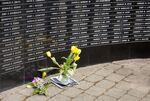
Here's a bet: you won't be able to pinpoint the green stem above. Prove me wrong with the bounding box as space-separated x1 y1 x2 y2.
50 58 61 68
66 53 74 66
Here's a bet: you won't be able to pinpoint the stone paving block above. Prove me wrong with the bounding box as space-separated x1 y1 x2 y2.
135 86 150 95
96 62 111 67
146 93 150 98
0 87 21 96
95 68 113 77
104 63 122 71
116 68 133 76
76 66 100 76
123 63 142 71
72 93 95 101
144 58 150 63
88 64 105 70
61 88 83 98
75 80 93 90
95 95 117 101
73 74 87 81
0 92 7 99
105 87 127 99
124 74 150 92
0 94 3 100
106 73 125 82
85 86 106 96
118 94 140 101
17 85 26 90
131 59 149 65
140 69 150 77
124 75 137 82
9 86 25 93
132 69 144 76
84 74 104 83
95 80 115 89
142 64 150 71
1 93 26 101
47 86 62 97
48 94 71 101
26 95 47 101
115 81 131 91
128 89 148 98
18 88 34 96
140 64 150 76
141 97 150 101
112 59 132 65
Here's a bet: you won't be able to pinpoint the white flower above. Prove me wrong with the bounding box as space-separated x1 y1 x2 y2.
46 51 51 57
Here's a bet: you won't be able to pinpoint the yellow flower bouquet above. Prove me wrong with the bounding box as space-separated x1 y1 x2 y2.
38 46 81 84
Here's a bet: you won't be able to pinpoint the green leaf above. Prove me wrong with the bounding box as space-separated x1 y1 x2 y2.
44 84 50 89
38 67 59 72
33 89 40 94
61 57 67 60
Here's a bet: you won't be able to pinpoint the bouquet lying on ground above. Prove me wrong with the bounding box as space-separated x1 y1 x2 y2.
39 46 81 82
26 77 49 96
27 46 81 95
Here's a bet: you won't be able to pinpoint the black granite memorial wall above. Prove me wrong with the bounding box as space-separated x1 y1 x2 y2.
0 0 150 91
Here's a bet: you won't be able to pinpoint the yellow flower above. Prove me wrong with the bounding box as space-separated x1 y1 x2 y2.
26 85 32 88
71 46 81 54
46 51 51 57
42 72 47 79
77 49 81 55
74 55 80 61
71 46 78 53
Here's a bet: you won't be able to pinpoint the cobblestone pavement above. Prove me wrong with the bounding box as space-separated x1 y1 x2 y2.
1 58 150 101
